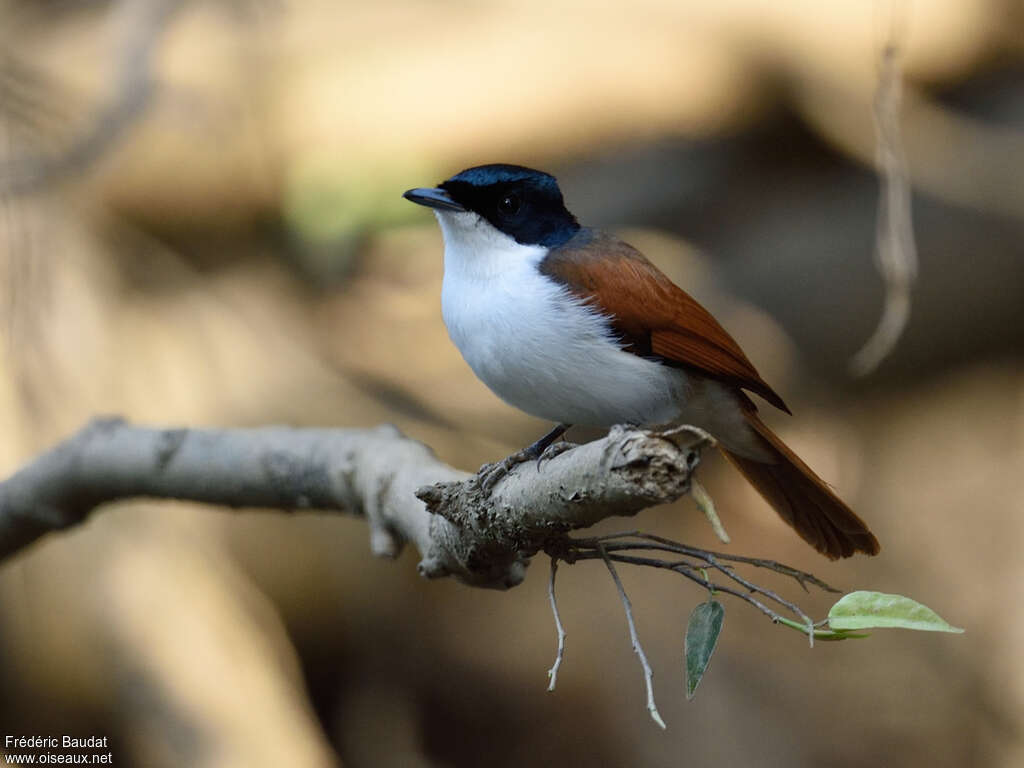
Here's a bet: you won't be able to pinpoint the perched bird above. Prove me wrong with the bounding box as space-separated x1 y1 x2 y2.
403 164 879 559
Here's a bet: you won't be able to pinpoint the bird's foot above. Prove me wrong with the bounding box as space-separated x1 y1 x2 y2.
534 439 575 471
478 423 574 495
478 449 535 495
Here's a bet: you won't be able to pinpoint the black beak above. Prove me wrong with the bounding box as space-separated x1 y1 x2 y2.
403 187 466 212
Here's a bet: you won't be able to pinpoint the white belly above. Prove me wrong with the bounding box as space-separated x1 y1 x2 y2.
441 256 686 427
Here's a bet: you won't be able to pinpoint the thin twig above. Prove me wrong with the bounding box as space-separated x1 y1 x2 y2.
571 535 823 646
597 544 665 729
577 531 840 593
850 5 917 375
0 0 185 195
700 555 816 648
585 551 788 625
546 557 567 692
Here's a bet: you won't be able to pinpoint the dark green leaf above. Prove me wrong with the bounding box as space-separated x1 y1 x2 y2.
685 600 724 699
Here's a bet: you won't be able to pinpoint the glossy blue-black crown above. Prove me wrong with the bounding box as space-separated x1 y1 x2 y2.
440 164 580 248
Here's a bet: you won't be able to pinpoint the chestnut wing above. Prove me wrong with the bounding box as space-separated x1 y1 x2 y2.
539 229 789 413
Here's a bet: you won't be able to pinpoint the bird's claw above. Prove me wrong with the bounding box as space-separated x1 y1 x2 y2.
535 440 575 471
478 450 533 495
477 441 577 495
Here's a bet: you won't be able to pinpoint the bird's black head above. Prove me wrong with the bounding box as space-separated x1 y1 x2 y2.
405 164 580 248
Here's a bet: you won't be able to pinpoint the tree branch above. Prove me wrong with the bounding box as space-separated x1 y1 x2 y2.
0 0 183 195
0 418 707 589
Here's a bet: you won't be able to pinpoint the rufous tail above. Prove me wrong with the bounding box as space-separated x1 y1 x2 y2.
720 411 880 559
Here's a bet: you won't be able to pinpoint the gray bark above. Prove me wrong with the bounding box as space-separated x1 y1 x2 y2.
0 418 705 588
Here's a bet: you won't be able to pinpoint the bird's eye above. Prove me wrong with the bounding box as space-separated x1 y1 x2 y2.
497 193 521 216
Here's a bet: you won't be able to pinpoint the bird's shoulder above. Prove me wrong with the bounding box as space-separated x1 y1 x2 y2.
538 228 789 413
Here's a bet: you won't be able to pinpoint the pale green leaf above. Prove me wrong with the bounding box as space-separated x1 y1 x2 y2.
828 591 964 633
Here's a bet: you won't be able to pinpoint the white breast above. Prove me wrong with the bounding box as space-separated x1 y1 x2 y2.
435 210 687 427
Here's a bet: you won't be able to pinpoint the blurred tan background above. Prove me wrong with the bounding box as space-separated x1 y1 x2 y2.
0 0 1022 765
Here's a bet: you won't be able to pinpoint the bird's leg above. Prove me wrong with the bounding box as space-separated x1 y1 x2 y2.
480 424 572 493
533 425 578 469
525 423 571 458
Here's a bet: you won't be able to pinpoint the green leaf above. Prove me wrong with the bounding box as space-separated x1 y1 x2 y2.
692 479 729 544
828 591 964 633
814 628 872 641
685 600 724 699
775 616 870 640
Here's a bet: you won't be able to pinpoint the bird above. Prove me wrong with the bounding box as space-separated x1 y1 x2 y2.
403 163 879 559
